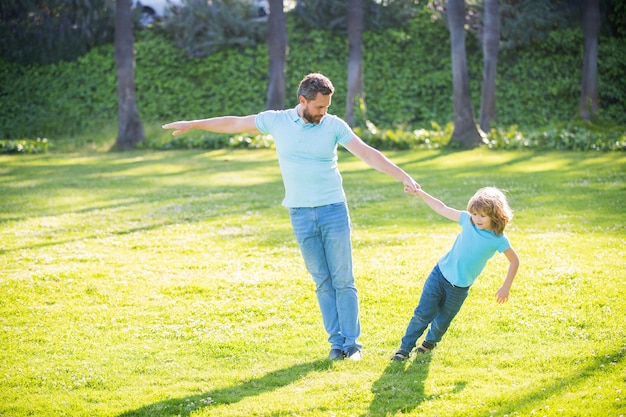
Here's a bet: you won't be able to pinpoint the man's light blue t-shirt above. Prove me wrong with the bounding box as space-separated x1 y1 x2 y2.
255 107 354 208
437 211 511 287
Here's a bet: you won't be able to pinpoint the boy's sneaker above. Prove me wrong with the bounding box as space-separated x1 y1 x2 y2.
417 340 436 354
391 351 409 361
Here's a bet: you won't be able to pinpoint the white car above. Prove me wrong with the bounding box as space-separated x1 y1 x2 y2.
135 0 269 26
251 0 270 17
135 0 181 26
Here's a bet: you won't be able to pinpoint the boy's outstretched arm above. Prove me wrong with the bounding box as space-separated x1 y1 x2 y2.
495 247 520 304
409 188 462 223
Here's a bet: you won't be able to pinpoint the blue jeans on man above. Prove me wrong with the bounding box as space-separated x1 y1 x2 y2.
288 202 362 354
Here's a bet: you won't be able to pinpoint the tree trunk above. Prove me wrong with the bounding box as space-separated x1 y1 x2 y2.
479 0 499 133
114 0 144 150
345 0 366 126
447 0 482 148
266 0 287 110
580 0 600 120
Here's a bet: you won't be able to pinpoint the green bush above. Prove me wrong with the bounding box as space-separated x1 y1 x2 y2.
484 122 626 151
141 132 275 150
162 0 268 58
0 137 49 154
353 120 452 150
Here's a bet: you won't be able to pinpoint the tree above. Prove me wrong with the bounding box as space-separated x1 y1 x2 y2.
580 0 600 120
447 0 482 148
114 0 145 150
266 0 288 110
345 0 366 126
479 0 499 132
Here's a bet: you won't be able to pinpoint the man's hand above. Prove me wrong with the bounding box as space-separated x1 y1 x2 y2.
162 121 192 136
404 182 420 196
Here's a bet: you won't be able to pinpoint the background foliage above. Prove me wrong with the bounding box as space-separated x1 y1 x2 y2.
162 0 270 57
0 0 114 64
292 0 420 31
0 3 624 151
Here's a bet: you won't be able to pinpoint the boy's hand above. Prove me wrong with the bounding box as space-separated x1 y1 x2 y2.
404 184 420 196
495 287 510 304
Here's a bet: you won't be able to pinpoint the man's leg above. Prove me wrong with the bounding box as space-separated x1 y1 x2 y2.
316 202 361 353
289 206 344 351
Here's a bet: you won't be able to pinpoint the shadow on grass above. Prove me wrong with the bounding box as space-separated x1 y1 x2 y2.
117 359 331 417
465 346 625 417
363 353 465 417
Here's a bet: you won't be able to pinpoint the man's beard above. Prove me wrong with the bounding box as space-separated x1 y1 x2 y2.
302 108 322 124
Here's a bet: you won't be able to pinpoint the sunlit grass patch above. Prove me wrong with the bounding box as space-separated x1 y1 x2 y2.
0 148 624 417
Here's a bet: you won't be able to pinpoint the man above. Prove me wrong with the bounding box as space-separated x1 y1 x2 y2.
163 73 420 361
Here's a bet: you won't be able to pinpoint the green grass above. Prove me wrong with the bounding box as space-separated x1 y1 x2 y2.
1 148 624 417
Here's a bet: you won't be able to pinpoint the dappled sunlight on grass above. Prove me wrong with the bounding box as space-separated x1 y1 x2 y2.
0 148 624 417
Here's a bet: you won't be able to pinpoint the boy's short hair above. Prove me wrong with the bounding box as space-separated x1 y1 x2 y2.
297 73 334 101
467 187 513 236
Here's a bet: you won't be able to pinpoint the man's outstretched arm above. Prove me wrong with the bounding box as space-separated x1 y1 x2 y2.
343 136 420 193
162 115 260 136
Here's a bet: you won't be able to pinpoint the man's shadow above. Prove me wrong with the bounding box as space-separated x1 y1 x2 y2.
117 359 331 417
364 353 465 416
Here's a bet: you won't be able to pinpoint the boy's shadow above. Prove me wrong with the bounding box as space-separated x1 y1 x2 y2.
117 359 330 417
364 354 465 416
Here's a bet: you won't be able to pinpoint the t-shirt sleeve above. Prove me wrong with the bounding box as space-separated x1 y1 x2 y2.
255 110 275 134
497 235 511 253
335 117 356 146
459 211 470 226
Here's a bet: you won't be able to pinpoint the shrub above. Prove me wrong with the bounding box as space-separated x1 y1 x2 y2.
162 0 268 58
140 132 275 150
484 122 626 151
0 137 49 154
354 120 452 150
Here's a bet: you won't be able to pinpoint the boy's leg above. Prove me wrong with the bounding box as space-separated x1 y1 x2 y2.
424 282 470 346
398 265 445 353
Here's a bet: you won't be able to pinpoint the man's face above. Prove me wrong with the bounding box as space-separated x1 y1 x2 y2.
300 92 332 124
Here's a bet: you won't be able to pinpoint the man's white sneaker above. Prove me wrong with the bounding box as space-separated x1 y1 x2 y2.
345 347 363 361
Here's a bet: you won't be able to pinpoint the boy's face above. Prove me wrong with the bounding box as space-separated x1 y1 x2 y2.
470 211 493 231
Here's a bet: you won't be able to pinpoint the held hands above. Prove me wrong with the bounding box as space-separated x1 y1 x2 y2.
162 121 191 136
403 182 421 196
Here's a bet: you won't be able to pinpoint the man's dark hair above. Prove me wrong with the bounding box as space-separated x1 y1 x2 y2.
297 73 334 101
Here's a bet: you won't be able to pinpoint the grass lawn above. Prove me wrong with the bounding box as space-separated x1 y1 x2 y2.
1 148 624 417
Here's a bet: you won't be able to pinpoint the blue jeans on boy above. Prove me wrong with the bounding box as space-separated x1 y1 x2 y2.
288 202 362 352
399 264 470 354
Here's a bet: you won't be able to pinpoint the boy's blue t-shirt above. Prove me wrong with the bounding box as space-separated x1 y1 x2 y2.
255 107 354 208
437 211 511 287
